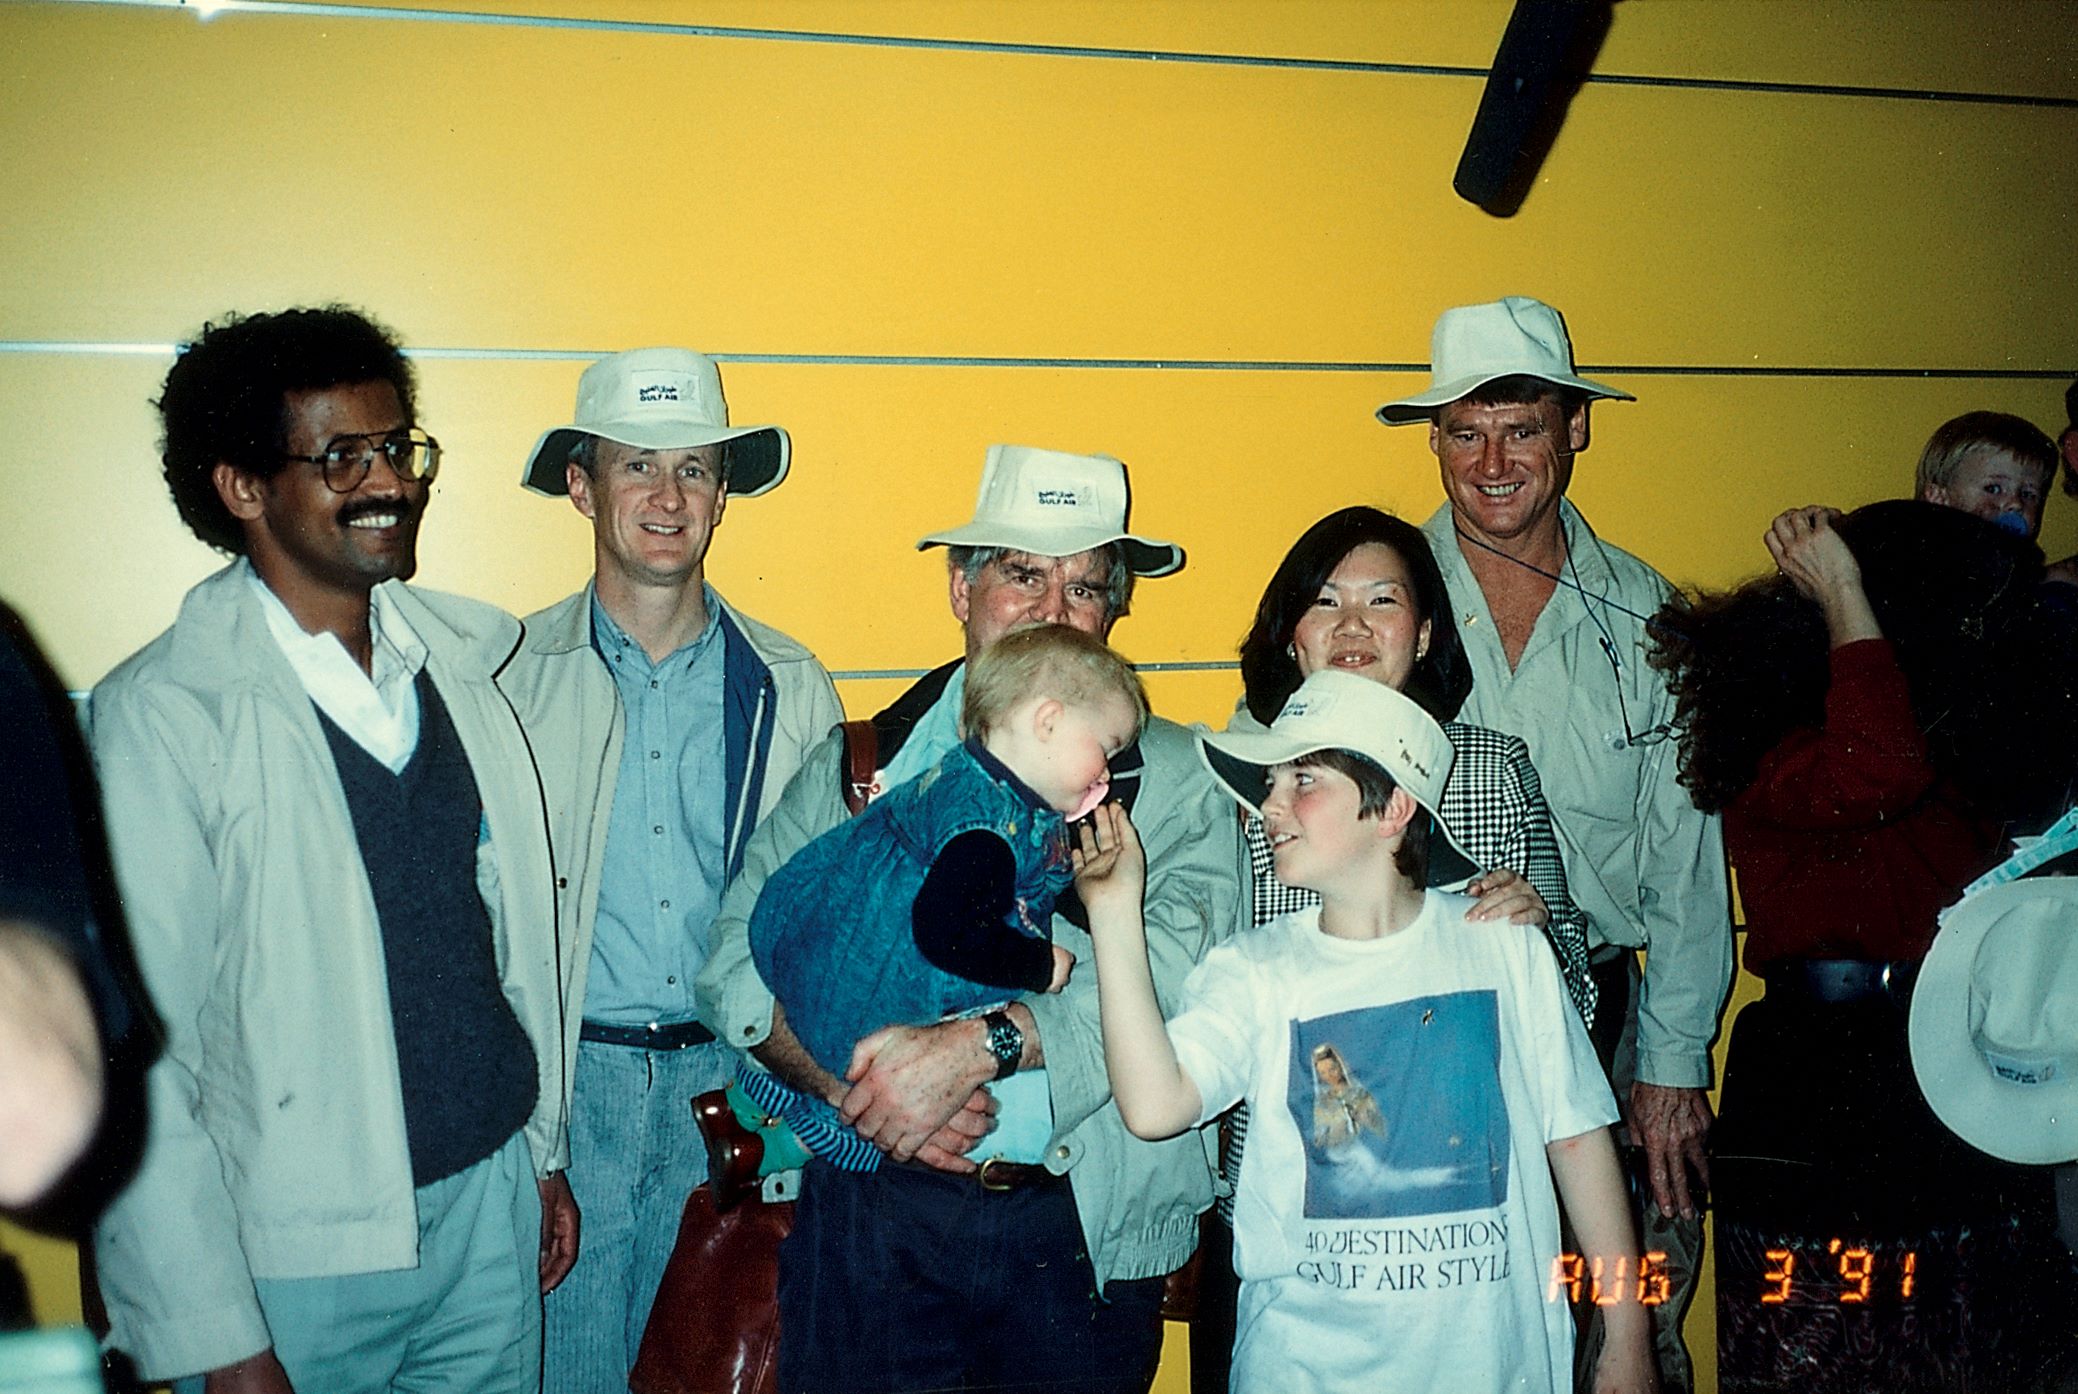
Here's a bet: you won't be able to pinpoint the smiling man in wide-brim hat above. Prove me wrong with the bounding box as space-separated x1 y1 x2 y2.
1379 295 1733 1394
500 346 843 1394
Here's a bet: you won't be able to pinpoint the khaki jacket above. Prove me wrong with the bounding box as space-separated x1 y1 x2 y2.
89 566 565 1381
499 584 841 1117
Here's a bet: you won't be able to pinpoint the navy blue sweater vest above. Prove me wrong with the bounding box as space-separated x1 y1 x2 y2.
317 672 538 1186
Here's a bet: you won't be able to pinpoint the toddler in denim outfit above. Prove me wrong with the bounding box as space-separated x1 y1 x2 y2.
749 624 1148 1123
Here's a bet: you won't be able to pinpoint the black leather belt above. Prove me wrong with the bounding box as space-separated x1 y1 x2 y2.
579 1019 716 1050
1764 958 1918 1007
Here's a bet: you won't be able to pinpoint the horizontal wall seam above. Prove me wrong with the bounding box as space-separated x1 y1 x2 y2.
1 341 2069 380
61 660 1241 696
46 0 2078 110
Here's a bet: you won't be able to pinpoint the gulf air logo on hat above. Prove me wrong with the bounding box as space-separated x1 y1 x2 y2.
1984 1049 2059 1087
1031 479 1090 509
1278 696 1314 721
1395 738 1432 781
636 382 683 403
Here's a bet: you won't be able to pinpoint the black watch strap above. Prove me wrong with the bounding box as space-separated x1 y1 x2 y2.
983 1010 1023 1082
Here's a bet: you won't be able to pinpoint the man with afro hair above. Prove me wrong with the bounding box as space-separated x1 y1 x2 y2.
91 306 575 1393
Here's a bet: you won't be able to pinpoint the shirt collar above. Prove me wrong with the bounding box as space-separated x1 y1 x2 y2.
589 584 723 675
965 736 1053 813
1433 497 1612 639
243 560 425 681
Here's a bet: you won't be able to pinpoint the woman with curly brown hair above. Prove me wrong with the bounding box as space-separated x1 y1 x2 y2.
1650 499 2078 1393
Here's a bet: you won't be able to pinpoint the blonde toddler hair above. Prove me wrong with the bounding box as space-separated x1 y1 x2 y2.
962 624 1149 741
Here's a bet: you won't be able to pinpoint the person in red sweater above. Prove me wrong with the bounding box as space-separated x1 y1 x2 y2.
1650 500 2078 1393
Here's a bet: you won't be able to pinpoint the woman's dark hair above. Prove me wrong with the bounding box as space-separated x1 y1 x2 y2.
158 306 417 555
1239 507 1472 724
1649 499 2078 825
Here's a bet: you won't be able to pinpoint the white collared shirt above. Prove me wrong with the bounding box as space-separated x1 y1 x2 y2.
246 562 426 773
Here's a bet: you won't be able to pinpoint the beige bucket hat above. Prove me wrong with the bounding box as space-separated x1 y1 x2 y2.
1909 877 2078 1165
1376 296 1633 425
522 347 789 498
916 444 1183 577
1196 670 1474 870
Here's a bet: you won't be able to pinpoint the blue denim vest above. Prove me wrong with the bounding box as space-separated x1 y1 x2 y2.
750 738 1073 1089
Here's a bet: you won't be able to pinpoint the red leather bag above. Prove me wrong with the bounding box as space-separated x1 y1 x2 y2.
628 1178 793 1394
630 721 878 1394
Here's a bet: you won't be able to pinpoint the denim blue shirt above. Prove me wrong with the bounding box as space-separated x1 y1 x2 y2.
585 589 726 1026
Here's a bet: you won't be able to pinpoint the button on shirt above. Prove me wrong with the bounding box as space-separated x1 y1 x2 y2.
586 590 727 1027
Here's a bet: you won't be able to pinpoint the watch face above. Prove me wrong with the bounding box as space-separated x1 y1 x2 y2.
986 1013 1022 1076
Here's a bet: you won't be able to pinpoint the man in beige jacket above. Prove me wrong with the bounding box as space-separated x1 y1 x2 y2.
501 348 841 1394
91 307 573 1394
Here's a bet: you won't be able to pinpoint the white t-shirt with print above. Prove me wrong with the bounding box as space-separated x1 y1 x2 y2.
1168 891 1618 1394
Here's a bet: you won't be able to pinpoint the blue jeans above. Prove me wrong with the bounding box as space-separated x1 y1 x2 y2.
542 1037 735 1394
171 1131 540 1394
776 1159 1166 1394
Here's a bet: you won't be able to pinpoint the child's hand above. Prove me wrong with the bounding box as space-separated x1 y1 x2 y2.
1463 868 1548 925
1071 801 1145 913
1045 943 1075 993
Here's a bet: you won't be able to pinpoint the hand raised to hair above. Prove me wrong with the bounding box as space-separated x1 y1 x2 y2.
1765 506 1880 645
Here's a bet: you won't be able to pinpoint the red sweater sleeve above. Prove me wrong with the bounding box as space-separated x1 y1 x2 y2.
1737 639 1935 831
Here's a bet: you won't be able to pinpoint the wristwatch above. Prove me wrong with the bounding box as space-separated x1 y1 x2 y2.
982 1010 1023 1081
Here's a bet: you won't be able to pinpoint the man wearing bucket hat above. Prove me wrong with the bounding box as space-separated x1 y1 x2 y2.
500 347 842 1393
1078 669 1650 1393
697 444 1242 1394
1379 296 1733 1391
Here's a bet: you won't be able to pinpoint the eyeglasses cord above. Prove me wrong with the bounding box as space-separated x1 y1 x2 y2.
1450 513 1678 747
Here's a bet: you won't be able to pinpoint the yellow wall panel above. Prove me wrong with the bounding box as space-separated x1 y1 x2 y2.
5 8 2073 367
4 5 2076 1389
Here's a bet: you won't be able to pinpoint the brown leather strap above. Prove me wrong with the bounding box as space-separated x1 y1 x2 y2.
839 718 878 815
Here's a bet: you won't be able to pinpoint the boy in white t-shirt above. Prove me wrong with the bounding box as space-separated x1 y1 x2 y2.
1074 670 1656 1394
